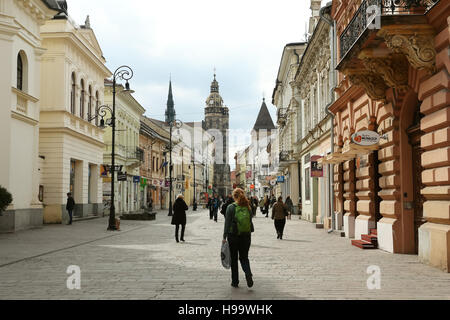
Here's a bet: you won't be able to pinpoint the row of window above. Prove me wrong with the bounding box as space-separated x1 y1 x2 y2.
16 53 101 125
70 72 100 124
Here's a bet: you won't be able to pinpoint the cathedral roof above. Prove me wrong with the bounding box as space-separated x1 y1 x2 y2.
253 98 276 131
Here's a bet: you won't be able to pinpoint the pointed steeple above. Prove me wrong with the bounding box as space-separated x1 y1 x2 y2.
253 98 276 131
165 80 176 124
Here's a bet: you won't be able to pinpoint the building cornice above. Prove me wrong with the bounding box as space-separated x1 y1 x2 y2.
41 31 111 77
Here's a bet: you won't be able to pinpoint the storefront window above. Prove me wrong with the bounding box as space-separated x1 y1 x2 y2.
305 167 310 201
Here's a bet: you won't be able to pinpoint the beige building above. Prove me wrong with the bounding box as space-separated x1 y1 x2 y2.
0 0 60 232
39 11 111 223
103 81 145 215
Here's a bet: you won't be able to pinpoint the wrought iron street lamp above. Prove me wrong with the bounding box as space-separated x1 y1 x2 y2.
167 119 182 216
89 65 134 231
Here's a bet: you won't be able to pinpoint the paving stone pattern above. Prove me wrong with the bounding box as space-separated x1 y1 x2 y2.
0 209 449 300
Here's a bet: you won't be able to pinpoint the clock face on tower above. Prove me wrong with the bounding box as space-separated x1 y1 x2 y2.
210 99 214 105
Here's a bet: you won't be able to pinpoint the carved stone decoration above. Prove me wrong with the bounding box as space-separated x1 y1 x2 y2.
359 52 410 91
344 68 388 101
379 27 436 74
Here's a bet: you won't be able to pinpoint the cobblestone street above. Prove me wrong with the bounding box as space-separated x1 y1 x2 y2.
0 208 449 300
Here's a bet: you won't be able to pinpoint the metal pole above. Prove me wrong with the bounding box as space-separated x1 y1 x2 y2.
108 78 117 230
168 123 173 216
193 156 196 210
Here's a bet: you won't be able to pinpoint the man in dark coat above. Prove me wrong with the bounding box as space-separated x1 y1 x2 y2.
66 192 75 225
212 193 221 222
171 194 188 243
221 194 233 216
207 197 214 220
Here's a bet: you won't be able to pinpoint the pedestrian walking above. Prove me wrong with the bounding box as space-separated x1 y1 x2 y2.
259 197 264 214
212 193 221 222
221 194 233 216
66 192 75 225
264 196 270 218
285 196 294 219
207 197 213 220
272 196 289 239
222 188 254 288
251 196 258 217
171 194 188 243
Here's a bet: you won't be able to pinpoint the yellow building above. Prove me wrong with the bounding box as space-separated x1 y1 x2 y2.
103 81 145 214
39 12 111 223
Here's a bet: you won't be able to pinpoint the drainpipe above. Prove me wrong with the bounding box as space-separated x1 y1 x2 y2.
320 4 337 231
293 48 301 212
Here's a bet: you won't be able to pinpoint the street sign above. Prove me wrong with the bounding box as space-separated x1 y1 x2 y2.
250 184 255 190
277 176 285 183
351 130 380 146
133 176 140 183
117 172 127 181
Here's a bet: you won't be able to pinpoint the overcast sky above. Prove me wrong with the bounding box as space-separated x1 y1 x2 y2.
69 0 323 164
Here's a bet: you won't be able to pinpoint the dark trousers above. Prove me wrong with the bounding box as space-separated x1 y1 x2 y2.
67 209 73 224
228 233 252 284
175 224 185 241
209 208 213 219
274 219 286 238
213 208 218 221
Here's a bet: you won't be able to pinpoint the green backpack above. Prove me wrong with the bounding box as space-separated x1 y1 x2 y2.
230 203 252 235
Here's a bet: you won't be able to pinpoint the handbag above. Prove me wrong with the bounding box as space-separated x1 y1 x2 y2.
221 241 231 269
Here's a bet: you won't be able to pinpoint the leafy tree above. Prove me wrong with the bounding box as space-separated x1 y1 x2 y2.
0 185 13 213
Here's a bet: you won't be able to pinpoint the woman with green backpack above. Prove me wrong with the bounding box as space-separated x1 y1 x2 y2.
222 188 254 288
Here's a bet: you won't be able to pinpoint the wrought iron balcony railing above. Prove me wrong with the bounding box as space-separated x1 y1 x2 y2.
340 0 439 61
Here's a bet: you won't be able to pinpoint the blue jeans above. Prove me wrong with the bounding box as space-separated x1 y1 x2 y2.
227 233 252 284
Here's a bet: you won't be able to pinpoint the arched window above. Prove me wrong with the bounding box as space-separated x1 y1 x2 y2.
88 85 93 122
80 79 85 119
95 91 99 126
70 73 76 114
17 54 23 91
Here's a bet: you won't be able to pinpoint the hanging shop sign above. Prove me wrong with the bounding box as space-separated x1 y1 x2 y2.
133 176 140 183
351 130 380 146
270 179 277 186
117 172 127 181
250 184 255 190
310 156 323 177
277 176 285 183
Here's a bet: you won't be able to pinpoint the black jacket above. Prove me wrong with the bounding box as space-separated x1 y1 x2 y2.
171 198 188 225
66 197 75 210
221 197 234 215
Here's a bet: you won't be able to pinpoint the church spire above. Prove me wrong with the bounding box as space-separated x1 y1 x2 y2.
165 80 176 124
210 72 219 93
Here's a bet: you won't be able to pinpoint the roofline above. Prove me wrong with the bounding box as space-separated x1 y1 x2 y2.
272 42 308 103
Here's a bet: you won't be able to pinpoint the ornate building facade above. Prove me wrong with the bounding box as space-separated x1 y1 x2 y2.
103 81 145 215
204 74 231 197
327 0 450 271
39 8 111 223
0 0 60 232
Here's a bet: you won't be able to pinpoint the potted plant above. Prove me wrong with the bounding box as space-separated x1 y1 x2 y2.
0 185 13 216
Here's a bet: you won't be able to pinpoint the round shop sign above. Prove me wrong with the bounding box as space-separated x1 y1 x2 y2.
351 130 380 146
270 179 276 186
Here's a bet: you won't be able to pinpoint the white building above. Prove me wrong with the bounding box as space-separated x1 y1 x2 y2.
39 9 111 223
0 0 59 232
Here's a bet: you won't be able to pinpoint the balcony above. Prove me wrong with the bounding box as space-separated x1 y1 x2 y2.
337 0 439 101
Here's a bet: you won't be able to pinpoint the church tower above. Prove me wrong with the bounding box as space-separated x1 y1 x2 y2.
165 80 176 124
204 73 231 197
